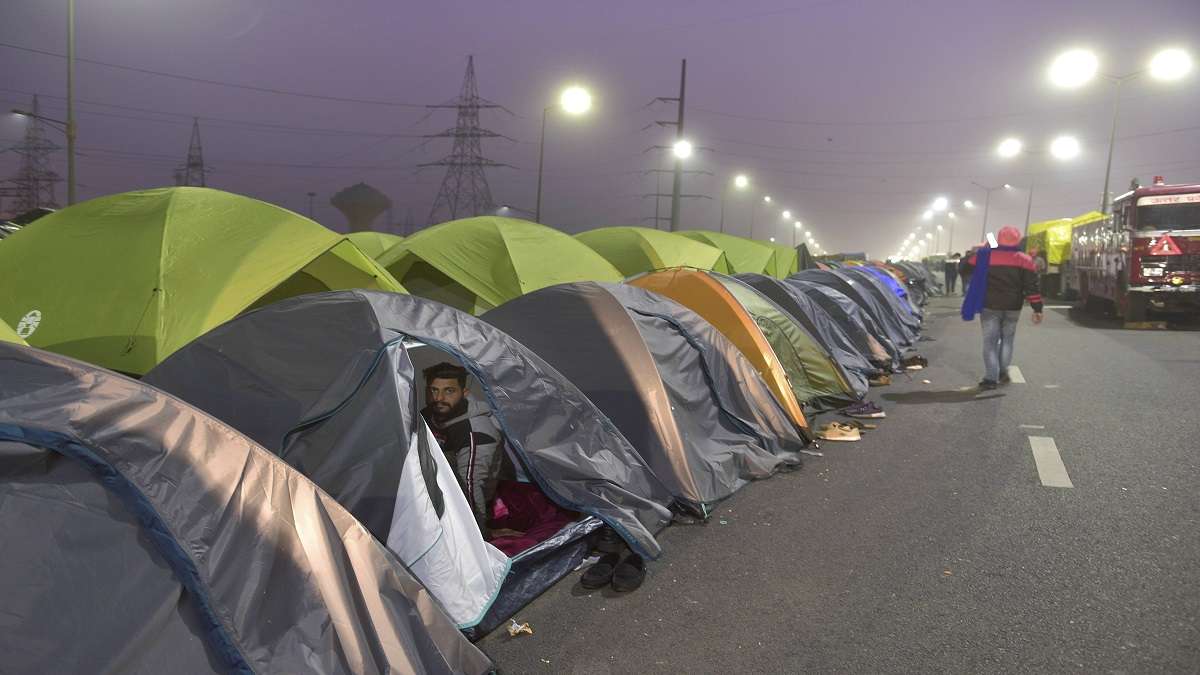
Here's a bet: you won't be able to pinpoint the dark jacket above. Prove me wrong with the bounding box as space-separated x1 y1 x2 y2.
943 259 959 279
959 249 1043 312
421 398 503 528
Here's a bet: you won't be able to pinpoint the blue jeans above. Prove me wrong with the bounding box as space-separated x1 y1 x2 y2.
980 309 1021 382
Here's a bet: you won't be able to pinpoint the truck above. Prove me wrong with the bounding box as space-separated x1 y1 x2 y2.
1072 177 1200 322
1026 211 1104 299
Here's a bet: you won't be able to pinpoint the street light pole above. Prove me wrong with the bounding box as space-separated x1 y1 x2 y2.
534 105 549 223
1023 179 1036 235
66 0 77 205
1099 78 1124 214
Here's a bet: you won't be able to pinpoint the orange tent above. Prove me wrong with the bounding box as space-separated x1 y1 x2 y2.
628 268 808 431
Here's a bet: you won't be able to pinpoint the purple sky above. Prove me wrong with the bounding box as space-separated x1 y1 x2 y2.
2 0 1198 257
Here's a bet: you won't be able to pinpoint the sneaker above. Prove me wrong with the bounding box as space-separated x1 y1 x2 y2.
611 554 646 593
581 552 620 589
816 422 862 442
843 401 886 419
978 379 998 391
999 371 1011 385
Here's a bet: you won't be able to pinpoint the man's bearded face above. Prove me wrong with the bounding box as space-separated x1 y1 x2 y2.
427 377 465 417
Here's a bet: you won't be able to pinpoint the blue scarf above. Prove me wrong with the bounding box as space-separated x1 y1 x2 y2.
961 245 1021 321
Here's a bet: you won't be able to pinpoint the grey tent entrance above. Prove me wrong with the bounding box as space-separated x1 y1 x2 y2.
482 281 805 514
145 290 675 638
0 344 491 675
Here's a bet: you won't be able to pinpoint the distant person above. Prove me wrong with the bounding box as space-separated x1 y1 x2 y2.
420 362 504 530
944 253 961 295
959 227 1043 390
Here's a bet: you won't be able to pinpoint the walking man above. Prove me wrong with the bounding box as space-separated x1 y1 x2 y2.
959 227 1043 390
943 253 961 295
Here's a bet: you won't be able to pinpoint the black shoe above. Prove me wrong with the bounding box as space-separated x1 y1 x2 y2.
978 379 998 391
581 552 620 589
594 526 624 554
999 371 1011 384
611 554 646 593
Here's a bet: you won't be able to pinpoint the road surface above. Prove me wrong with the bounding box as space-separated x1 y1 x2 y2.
481 297 1200 674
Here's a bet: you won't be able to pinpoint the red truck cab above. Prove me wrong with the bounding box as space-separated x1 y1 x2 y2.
1073 178 1200 322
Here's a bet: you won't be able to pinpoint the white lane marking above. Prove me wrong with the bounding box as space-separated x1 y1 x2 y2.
1007 365 1026 383
1029 436 1073 488
1044 384 1060 389
1044 305 1072 309
1019 424 1045 430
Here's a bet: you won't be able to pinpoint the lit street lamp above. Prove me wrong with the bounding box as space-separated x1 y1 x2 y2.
996 137 1024 159
996 133 1083 233
536 84 593 223
932 196 949 211
1048 45 1192 212
719 173 750 233
672 139 694 159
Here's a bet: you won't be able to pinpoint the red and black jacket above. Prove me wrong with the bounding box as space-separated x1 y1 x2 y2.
959 249 1043 312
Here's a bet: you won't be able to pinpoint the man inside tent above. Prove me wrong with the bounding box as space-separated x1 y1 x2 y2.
420 361 580 557
421 362 505 531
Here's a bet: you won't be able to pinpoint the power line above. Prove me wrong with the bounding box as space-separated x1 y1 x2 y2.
0 89 431 138
0 41 428 108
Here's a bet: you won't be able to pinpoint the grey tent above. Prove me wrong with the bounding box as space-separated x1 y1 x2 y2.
0 343 492 675
783 277 899 370
735 273 876 395
844 267 924 324
482 281 805 514
791 269 915 350
840 269 921 337
144 290 675 637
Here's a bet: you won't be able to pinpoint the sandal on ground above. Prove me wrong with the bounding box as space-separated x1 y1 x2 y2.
581 552 621 589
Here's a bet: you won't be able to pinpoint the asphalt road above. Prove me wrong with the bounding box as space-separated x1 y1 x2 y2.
480 297 1200 674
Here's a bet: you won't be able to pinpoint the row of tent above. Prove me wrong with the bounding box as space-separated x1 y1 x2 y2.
0 187 932 673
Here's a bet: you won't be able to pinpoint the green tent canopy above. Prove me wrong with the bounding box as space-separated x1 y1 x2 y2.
376 216 623 314
764 241 800 278
0 187 404 375
679 231 779 275
712 274 857 409
346 230 404 260
575 226 732 276
1 317 27 346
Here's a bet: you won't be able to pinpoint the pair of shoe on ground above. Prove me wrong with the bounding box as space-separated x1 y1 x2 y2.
979 371 1014 390
581 552 645 592
817 421 862 442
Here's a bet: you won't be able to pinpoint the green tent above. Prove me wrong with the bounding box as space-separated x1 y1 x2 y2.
376 216 623 314
347 231 404 260
1 317 28 346
575 226 732 276
712 273 856 409
0 187 404 375
679 231 779 275
764 242 800 279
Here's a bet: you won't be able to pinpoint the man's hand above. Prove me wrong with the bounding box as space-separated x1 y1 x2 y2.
1032 312 1044 325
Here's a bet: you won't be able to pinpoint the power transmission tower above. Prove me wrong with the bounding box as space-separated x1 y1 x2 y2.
174 118 209 187
421 55 511 226
650 59 687 231
2 96 61 213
